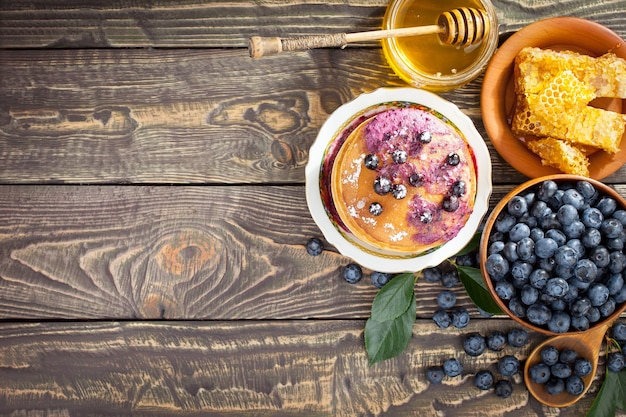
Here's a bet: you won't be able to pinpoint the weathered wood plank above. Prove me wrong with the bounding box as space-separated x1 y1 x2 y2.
0 0 625 48
0 320 622 416
1 184 626 321
1 48 625 185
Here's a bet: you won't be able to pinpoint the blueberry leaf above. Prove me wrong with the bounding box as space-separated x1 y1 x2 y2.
455 264 503 315
365 292 416 365
370 272 416 322
586 369 626 417
455 232 481 256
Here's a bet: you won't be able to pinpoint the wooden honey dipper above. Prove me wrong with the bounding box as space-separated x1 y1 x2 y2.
249 7 490 58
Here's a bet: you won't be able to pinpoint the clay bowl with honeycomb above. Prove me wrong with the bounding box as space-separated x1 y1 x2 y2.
481 17 626 180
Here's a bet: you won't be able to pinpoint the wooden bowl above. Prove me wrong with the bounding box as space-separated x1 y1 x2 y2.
479 174 626 336
480 17 626 180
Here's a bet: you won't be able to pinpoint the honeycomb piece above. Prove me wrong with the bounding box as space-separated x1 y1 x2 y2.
526 137 590 177
515 47 626 98
512 70 625 154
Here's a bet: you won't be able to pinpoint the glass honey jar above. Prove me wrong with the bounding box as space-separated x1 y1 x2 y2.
382 0 499 91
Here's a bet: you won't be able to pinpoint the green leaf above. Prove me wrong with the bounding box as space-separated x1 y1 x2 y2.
455 264 503 315
370 272 416 322
455 232 482 256
586 369 626 417
365 292 416 365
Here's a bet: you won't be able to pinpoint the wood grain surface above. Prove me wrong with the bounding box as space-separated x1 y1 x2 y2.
1 0 626 415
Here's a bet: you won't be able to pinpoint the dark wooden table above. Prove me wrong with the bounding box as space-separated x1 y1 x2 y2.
1 1 625 416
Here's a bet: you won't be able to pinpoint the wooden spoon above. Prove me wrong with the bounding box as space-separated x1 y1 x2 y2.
523 323 609 408
249 7 490 58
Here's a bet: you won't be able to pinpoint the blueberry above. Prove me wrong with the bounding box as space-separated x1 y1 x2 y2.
489 241 505 255
574 358 592 377
565 375 585 396
559 348 578 364
582 228 602 248
437 290 457 309
562 189 585 210
503 241 520 263
463 333 487 356
545 278 569 299
530 269 550 289
508 195 528 217
364 153 380 170
574 259 598 283
557 204 579 226
495 380 513 398
369 202 383 216
529 363 551 384
306 237 323 256
582 207 603 228
418 131 432 144
474 370 494 390
554 246 578 268
446 152 460 166
530 227 545 241
451 307 470 328
509 223 531 242
563 220 585 239
585 306 601 323
551 362 573 379
441 269 460 288
601 218 624 239
373 176 392 195
486 253 510 281
570 297 592 317
495 281 516 301
342 263 363 284
531 200 552 218
548 311 571 333
443 358 463 377
551 298 567 312
607 352 625 373
371 271 393 289
508 297 527 318
511 262 533 284
612 321 626 343
496 213 516 233
426 366 445 384
409 173 424 187
521 284 539 306
571 315 590 331
432 309 451 329
576 180 597 201
508 328 529 348
547 189 564 211
535 238 558 259
540 213 562 230
392 149 407 164
545 229 567 246
537 180 558 202
589 246 611 268
422 267 442 283
599 297 616 317
609 251 626 274
451 180 467 197
596 196 617 217
588 283 610 307
566 239 585 259
613 209 626 225
487 331 507 351
614 286 626 304
540 346 560 366
392 184 407 200
497 355 520 377
527 303 552 326
545 377 565 395
516 237 535 261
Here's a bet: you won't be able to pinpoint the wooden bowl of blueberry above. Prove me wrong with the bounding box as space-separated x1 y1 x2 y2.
479 174 626 407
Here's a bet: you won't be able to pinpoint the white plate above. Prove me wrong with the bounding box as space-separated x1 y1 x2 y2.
305 87 492 273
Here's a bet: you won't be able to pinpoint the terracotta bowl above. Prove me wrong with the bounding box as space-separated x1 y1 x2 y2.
479 174 626 336
481 17 626 180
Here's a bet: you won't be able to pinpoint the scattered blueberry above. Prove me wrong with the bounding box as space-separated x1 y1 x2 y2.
452 180 467 197
497 355 520 377
432 309 451 329
607 352 625 373
463 333 486 356
540 346 560 366
446 152 460 166
451 307 470 328
426 366 445 384
442 195 460 212
409 173 424 187
486 331 507 351
441 269 460 288
507 328 529 348
422 267 442 283
373 176 392 195
418 131 432 144
565 375 585 396
529 362 551 384
443 358 463 377
305 237 323 256
371 271 393 289
612 321 626 343
342 263 363 284
495 380 513 398
474 370 494 390
437 290 457 309
574 358 592 377
369 202 383 216
392 149 407 164
392 184 407 200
